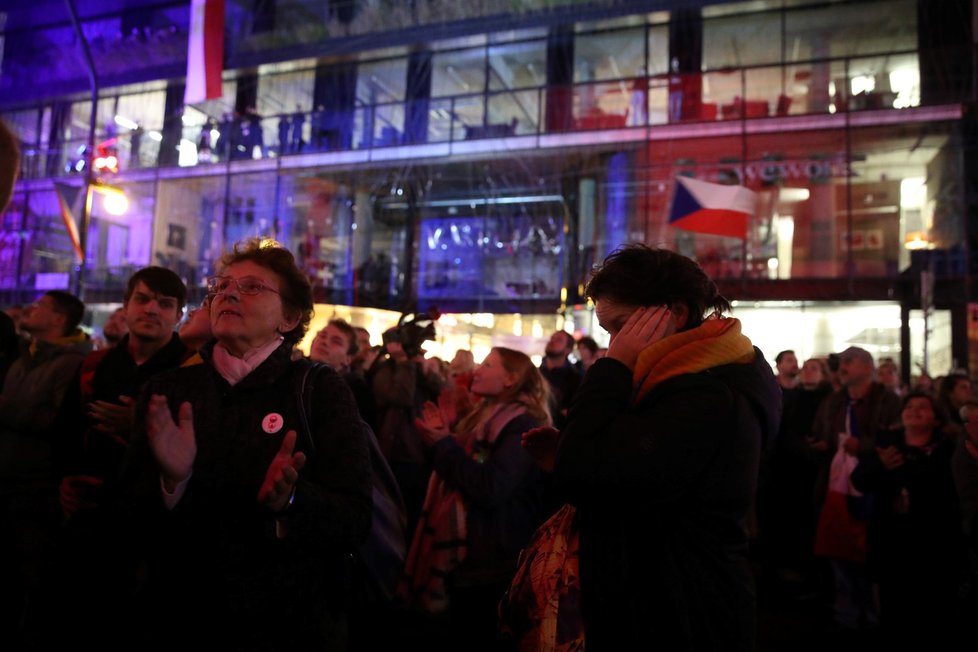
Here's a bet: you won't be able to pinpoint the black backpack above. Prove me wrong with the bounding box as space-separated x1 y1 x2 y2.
295 362 407 603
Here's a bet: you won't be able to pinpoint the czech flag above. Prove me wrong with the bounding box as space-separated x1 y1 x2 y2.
185 0 225 104
668 176 756 240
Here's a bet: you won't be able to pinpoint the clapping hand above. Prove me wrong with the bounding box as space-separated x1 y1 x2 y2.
146 395 196 492
258 430 307 513
415 400 451 446
89 396 135 444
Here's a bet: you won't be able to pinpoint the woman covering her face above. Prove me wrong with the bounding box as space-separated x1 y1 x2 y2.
125 239 371 649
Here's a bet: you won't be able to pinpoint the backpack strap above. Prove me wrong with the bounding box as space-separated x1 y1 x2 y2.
294 360 319 455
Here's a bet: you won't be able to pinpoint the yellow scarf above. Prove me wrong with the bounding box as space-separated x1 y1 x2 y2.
632 317 755 403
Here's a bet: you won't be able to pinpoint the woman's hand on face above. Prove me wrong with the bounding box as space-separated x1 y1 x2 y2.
258 429 307 513
147 395 197 492
415 400 451 446
607 306 675 370
521 426 560 473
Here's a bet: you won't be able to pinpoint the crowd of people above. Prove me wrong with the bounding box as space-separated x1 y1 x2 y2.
0 237 976 651
758 346 978 647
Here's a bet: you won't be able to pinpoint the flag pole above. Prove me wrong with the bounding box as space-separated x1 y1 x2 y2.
64 0 97 298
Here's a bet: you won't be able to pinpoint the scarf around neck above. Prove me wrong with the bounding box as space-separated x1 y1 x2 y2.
211 336 284 386
400 399 528 614
632 317 755 403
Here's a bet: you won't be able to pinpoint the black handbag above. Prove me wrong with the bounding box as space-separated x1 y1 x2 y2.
295 362 407 603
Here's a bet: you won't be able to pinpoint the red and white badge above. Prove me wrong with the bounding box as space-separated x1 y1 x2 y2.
262 413 284 434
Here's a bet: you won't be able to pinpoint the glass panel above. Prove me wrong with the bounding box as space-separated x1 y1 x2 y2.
417 211 563 308
24 190 78 290
256 68 315 119
359 196 410 310
358 59 407 104
844 53 919 111
648 24 669 76
84 180 156 292
226 172 280 247
114 90 166 170
574 28 646 83
370 102 406 147
785 0 917 60
447 96 487 141
573 81 630 129
0 193 25 289
486 90 540 136
278 171 357 305
427 98 456 143
1 109 40 147
431 47 486 97
649 74 670 125
357 59 406 147
703 11 782 69
154 176 227 291
850 125 951 273
1 109 42 179
488 39 547 91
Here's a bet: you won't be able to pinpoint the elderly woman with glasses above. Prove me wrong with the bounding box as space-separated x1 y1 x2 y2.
124 239 371 649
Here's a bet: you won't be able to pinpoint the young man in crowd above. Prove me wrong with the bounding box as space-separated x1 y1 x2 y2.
0 290 89 646
775 349 800 389
59 267 191 518
540 329 581 427
310 318 376 428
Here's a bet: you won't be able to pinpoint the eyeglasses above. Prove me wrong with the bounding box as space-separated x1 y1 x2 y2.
207 276 281 296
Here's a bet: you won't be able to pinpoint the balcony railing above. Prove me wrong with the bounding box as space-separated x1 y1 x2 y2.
6 51 931 182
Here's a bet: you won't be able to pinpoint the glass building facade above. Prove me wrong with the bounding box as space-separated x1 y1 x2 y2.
0 0 974 374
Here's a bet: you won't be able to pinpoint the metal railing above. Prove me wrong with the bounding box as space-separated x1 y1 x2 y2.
5 50 936 181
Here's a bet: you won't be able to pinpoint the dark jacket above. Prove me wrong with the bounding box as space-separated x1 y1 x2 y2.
57 333 192 481
851 429 963 574
429 411 547 586
554 348 780 651
124 341 372 648
811 383 902 504
0 334 90 494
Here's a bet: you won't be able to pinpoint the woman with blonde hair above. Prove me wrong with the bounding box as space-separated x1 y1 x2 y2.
403 346 551 649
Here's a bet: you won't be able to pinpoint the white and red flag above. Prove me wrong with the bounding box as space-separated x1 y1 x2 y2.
184 0 225 104
668 176 756 240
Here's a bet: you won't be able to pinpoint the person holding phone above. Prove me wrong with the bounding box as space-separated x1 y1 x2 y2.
523 244 780 650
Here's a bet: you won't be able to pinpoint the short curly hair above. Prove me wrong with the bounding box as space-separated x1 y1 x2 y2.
219 238 313 345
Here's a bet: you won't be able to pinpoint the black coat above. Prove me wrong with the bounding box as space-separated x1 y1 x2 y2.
124 341 372 648
554 348 781 651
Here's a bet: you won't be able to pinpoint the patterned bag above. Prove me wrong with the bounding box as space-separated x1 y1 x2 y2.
499 504 586 651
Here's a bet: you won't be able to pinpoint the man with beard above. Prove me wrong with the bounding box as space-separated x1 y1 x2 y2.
775 349 800 390
540 330 581 428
